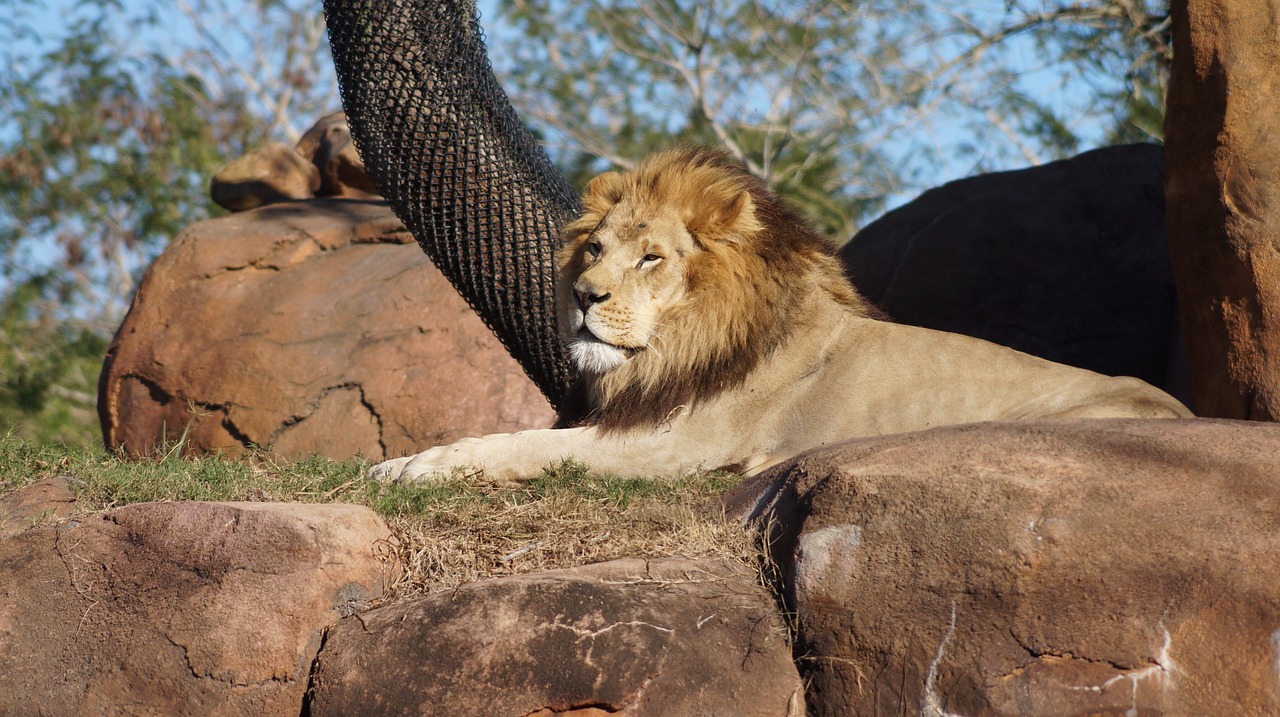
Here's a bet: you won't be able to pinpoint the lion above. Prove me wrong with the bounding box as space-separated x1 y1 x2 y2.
373 147 1191 483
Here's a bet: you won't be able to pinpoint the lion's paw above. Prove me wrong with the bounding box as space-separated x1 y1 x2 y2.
370 442 487 484
368 456 413 483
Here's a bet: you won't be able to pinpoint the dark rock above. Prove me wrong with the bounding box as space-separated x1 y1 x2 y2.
840 144 1187 403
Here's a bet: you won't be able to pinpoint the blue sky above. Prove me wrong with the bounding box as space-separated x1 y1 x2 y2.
5 0 1138 206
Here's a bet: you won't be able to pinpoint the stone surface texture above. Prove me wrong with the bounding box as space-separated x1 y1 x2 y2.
728 418 1280 716
1164 0 1280 420
98 199 555 460
0 500 397 717
293 111 380 200
307 557 805 717
210 141 322 212
841 144 1187 403
0 476 78 538
211 112 379 212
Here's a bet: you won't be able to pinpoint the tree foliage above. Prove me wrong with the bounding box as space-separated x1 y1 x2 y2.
488 0 1171 238
0 0 336 442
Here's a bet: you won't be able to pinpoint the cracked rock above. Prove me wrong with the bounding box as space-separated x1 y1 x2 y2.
98 198 555 460
727 418 1280 716
306 557 805 716
0 500 398 716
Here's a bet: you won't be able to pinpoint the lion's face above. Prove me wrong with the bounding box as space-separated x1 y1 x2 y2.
556 148 841 427
559 200 699 374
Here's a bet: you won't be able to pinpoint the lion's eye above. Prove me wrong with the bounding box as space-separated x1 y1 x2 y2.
638 253 662 268
586 241 602 258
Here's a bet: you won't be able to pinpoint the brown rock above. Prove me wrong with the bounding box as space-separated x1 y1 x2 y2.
0 501 397 716
307 557 805 716
1164 0 1280 420
841 144 1188 404
295 112 380 199
0 476 78 538
98 199 556 460
730 418 1280 716
210 142 321 211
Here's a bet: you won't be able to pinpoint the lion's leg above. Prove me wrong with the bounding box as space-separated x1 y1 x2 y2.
371 423 727 484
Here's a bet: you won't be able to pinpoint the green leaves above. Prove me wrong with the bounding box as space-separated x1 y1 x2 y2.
1 274 107 444
489 0 1170 239
0 0 334 443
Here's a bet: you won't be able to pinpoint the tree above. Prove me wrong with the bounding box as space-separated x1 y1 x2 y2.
487 0 1171 239
0 0 338 442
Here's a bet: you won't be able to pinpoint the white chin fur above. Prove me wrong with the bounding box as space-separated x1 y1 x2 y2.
569 336 629 374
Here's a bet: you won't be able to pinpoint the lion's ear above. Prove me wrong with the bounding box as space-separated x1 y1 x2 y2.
687 188 762 243
583 171 625 216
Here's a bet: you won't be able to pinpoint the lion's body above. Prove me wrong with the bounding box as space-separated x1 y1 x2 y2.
375 148 1191 483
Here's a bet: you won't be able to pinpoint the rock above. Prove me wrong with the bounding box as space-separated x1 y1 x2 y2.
98 199 556 460
1165 0 1280 420
307 557 805 716
727 418 1280 716
212 114 380 213
0 501 397 716
294 111 380 199
0 476 78 539
210 141 321 211
840 144 1187 403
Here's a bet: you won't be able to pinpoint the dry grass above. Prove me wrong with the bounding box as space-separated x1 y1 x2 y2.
379 466 756 600
0 434 758 600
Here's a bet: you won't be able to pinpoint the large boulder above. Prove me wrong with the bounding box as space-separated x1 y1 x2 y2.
727 418 1280 716
840 144 1187 403
307 557 805 716
0 501 397 716
1165 0 1280 420
98 199 556 460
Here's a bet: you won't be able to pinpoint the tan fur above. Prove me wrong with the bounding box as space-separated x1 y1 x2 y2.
374 148 1192 484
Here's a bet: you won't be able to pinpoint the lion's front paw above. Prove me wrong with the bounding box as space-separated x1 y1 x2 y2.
370 440 488 484
369 455 415 483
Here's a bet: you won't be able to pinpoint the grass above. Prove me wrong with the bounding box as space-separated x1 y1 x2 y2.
0 432 756 601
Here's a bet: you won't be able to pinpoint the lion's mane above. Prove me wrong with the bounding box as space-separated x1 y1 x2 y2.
557 147 880 431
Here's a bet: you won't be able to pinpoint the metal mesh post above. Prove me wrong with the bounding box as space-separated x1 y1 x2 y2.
324 0 582 414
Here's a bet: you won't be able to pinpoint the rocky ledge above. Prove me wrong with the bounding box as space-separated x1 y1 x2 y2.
4 418 1279 716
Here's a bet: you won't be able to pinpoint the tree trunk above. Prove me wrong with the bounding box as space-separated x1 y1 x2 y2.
1164 0 1280 420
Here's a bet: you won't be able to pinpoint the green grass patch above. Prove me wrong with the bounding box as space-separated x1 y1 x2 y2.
523 459 742 508
1 432 740 518
0 432 755 597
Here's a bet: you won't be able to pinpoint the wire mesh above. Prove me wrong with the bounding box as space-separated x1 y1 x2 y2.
323 0 582 415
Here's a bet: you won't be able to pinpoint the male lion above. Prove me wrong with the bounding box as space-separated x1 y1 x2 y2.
374 147 1191 483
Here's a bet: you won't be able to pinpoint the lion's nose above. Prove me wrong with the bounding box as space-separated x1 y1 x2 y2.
575 288 611 309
